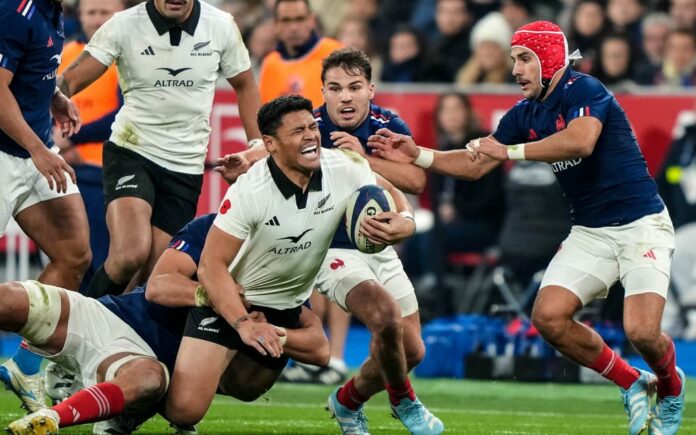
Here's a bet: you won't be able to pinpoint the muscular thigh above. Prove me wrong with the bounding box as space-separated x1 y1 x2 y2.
218 352 282 400
540 226 619 306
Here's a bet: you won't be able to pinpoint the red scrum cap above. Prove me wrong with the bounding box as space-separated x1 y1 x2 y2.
511 21 579 85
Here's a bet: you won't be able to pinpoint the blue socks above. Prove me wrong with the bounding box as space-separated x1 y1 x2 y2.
12 344 42 376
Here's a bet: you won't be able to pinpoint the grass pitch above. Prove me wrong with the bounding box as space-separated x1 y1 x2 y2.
0 377 694 434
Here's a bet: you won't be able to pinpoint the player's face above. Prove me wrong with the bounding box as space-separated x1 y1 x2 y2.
79 0 123 40
275 1 315 49
322 67 375 131
511 47 542 100
271 110 322 174
153 0 194 23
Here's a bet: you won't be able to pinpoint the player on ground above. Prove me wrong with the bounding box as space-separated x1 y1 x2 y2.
4 216 330 434
218 48 441 435
164 95 417 428
370 21 685 435
57 0 262 298
0 0 91 413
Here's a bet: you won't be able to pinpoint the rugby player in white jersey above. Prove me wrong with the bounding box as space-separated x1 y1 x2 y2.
164 95 417 427
56 0 262 298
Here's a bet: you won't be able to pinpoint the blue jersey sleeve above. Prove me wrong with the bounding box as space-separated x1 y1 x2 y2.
168 213 217 266
492 108 526 145
563 76 612 125
387 114 412 136
0 9 29 73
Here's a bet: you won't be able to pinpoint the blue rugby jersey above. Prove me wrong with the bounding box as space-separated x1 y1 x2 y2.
99 214 216 372
493 68 664 227
0 0 64 158
314 104 412 249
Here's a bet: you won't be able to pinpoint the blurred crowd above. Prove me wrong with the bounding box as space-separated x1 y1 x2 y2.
60 0 696 90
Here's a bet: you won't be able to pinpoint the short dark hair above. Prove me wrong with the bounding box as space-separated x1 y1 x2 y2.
321 48 372 83
258 95 314 137
273 0 310 16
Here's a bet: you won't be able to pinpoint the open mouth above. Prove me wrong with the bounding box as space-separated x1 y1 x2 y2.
300 145 318 158
339 107 356 119
517 79 530 90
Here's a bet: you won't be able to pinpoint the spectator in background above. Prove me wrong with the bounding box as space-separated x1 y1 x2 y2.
457 12 514 84
345 0 391 54
634 14 676 84
652 28 696 87
498 162 571 288
670 0 696 30
606 0 644 47
567 0 609 73
336 16 383 81
259 0 342 107
590 33 637 90
309 0 347 37
381 25 430 83
246 18 276 77
501 0 535 30
53 0 125 295
404 93 504 282
425 0 473 82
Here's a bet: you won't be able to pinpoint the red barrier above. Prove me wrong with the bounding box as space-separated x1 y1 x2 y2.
200 89 696 214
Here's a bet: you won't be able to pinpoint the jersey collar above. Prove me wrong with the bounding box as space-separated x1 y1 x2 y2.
541 67 573 109
318 104 372 143
146 0 201 36
268 157 323 209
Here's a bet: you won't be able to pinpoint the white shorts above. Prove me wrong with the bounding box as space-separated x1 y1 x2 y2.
0 150 79 236
24 285 157 389
540 209 675 305
315 247 419 316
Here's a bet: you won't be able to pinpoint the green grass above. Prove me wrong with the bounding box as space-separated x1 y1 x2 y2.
1 378 695 434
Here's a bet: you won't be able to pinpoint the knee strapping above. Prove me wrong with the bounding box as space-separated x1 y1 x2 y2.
17 280 62 345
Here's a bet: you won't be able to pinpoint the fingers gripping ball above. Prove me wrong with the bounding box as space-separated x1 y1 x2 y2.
345 185 396 254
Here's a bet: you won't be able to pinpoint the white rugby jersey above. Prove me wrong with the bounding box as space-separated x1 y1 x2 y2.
85 1 250 174
213 149 376 309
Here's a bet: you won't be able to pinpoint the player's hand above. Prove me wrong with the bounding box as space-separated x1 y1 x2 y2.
214 153 250 184
236 319 284 358
248 310 268 323
51 91 81 137
469 136 508 161
31 146 76 193
331 131 365 156
359 211 416 245
367 128 419 163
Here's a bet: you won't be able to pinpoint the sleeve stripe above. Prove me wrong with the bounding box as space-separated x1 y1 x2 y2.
16 0 28 13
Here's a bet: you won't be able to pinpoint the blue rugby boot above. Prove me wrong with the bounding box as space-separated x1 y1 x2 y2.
649 367 686 435
326 388 370 435
620 369 657 435
391 396 444 435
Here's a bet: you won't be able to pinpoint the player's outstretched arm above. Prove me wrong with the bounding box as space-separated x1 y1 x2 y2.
57 52 108 98
369 127 501 181
199 225 284 358
215 144 269 184
146 249 199 307
280 306 331 367
331 130 426 194
227 69 262 145
0 69 75 193
473 117 601 163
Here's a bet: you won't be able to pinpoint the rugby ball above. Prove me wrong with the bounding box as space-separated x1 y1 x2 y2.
345 185 396 254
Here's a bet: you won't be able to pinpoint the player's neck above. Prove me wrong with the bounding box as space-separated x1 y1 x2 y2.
540 67 567 102
276 160 313 192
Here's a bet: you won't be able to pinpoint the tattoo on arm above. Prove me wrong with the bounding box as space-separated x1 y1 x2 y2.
59 52 91 97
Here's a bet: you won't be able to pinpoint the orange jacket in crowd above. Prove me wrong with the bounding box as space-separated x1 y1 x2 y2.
259 35 343 108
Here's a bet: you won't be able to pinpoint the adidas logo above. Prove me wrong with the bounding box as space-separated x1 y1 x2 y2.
643 249 657 260
265 216 280 226
140 46 155 56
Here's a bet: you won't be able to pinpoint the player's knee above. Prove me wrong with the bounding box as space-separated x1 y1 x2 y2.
624 323 661 351
109 248 149 278
166 396 206 427
314 342 331 367
369 305 402 341
52 243 92 276
117 359 168 411
531 306 567 341
404 339 425 370
135 364 167 403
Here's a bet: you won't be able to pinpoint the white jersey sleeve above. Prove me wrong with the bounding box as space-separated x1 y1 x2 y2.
220 15 251 79
84 13 122 67
212 178 259 240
